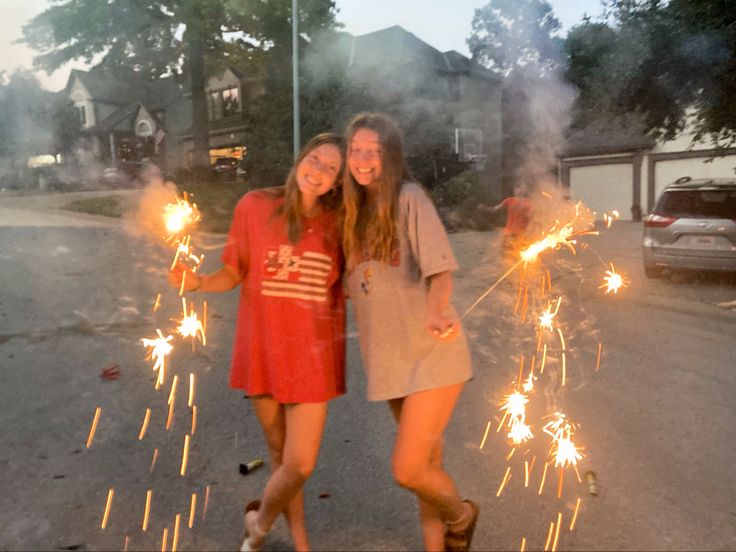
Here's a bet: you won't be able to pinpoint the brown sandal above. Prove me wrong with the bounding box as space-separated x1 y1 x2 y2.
444 499 480 552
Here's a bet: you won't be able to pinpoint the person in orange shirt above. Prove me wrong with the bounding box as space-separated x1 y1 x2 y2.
491 185 533 254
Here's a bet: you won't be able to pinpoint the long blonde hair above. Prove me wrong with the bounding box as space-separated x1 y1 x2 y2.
263 132 344 243
342 113 412 268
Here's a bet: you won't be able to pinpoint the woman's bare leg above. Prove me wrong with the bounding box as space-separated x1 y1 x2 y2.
248 400 327 551
388 400 446 551
251 397 324 551
389 383 473 548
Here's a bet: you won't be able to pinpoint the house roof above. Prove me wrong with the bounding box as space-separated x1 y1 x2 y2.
562 119 656 157
66 68 184 134
345 26 499 82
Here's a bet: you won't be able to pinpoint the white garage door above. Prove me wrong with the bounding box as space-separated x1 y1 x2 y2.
569 163 633 220
654 155 736 201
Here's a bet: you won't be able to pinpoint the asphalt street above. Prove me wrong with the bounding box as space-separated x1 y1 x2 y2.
1 192 735 551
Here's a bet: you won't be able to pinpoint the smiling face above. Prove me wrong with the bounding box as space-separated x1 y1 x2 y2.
348 128 383 191
295 143 343 208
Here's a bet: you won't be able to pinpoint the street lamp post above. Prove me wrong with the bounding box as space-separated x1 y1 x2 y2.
292 0 300 158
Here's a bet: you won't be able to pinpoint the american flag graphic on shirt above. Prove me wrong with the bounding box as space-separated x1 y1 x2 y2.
262 244 333 302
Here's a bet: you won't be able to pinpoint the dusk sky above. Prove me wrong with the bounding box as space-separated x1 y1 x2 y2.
2 0 604 91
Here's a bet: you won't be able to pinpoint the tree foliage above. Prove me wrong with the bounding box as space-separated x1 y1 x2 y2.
0 71 57 162
21 0 340 168
566 0 736 144
468 0 563 76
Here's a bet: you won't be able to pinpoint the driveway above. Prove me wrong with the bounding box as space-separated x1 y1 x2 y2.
1 194 735 551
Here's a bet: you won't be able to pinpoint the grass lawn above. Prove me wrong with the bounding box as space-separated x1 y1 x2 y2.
61 179 252 234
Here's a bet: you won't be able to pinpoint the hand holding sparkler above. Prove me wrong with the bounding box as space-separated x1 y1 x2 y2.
168 262 203 293
426 309 460 341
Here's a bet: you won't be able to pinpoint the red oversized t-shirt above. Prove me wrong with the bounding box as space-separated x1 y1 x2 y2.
221 191 346 403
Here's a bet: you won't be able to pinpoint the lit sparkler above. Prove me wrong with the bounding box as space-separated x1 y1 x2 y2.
163 194 200 238
520 202 596 263
600 263 628 295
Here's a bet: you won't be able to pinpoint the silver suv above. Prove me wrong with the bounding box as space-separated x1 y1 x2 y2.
643 178 736 278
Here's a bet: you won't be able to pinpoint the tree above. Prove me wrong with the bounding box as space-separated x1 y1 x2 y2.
566 0 736 144
468 0 563 76
467 0 570 195
22 0 339 170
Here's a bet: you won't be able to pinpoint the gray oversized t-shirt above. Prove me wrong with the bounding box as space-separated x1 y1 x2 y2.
346 183 473 401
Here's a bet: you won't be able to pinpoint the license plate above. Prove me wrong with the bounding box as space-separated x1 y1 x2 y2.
693 236 715 246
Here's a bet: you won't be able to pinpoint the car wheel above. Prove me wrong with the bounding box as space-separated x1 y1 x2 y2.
644 264 663 278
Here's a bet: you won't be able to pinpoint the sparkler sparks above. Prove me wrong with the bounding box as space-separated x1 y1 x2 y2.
86 407 102 448
141 330 174 386
101 488 114 529
543 413 584 468
180 434 191 476
177 298 206 346
600 263 628 294
143 489 152 531
138 408 151 441
538 297 562 332
163 194 200 237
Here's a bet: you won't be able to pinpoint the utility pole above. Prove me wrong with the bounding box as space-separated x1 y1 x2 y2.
292 0 300 158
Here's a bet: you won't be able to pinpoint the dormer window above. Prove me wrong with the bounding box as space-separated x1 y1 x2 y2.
77 105 87 126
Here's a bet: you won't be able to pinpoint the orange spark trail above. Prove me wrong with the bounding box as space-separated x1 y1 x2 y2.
160 527 168 552
203 485 210 521
150 448 159 474
595 342 602 371
520 536 527 552
188 373 195 407
570 497 581 530
180 435 191 476
86 407 102 448
153 293 161 312
557 468 564 498
143 489 152 531
138 408 151 441
172 513 181 552
191 405 198 435
544 520 555 551
538 462 549 495
496 466 512 497
480 420 492 449
189 493 197 529
552 512 562 551
101 488 114 529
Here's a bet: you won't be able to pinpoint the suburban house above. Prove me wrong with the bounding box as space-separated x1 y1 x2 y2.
65 68 186 171
559 119 736 220
328 25 503 190
64 25 503 189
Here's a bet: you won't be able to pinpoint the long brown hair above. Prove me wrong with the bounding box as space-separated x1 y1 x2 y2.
263 132 344 243
342 113 412 268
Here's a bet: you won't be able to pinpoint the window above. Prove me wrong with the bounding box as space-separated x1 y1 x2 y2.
136 120 153 137
77 105 86 126
222 86 240 117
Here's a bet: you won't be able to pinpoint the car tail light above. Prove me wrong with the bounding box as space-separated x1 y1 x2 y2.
644 213 677 228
